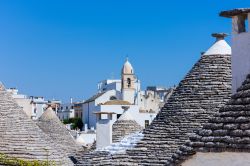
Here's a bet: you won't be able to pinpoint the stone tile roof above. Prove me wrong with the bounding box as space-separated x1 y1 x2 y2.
75 52 232 165
36 108 81 157
169 73 250 165
112 112 143 143
0 83 73 165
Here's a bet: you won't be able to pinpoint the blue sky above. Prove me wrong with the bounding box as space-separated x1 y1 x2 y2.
0 0 249 102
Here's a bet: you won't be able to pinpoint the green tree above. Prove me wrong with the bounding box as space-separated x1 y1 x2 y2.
63 118 83 130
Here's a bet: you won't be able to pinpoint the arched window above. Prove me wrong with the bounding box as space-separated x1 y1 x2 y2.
127 78 131 87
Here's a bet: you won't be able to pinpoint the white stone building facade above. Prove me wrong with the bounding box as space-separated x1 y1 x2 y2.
82 59 168 130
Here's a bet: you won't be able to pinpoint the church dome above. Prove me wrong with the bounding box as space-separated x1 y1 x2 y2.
122 59 134 74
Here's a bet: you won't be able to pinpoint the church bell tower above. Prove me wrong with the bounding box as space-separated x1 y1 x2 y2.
121 58 136 104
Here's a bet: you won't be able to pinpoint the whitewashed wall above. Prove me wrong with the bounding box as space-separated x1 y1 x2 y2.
231 14 250 93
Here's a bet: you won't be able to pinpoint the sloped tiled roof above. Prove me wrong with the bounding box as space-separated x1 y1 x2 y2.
169 73 250 165
83 92 106 104
75 35 232 165
0 83 73 165
37 108 81 156
112 111 143 143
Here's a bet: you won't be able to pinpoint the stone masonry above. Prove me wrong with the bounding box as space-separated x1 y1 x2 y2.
37 108 81 159
112 112 143 143
169 73 250 165
0 83 73 165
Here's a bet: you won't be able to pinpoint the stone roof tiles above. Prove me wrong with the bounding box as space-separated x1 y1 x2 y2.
37 108 81 157
112 112 143 143
169 73 250 165
76 41 232 165
0 83 73 165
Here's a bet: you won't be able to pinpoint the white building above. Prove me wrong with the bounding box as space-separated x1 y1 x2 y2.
6 88 32 118
98 79 122 93
30 96 48 119
220 9 250 93
6 88 48 120
82 59 167 129
82 89 119 129
57 102 75 120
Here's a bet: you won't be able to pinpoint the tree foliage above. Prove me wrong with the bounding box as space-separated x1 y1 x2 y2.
63 118 83 130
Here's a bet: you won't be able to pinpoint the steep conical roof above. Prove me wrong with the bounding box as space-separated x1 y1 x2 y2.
75 34 232 165
39 107 61 122
169 73 250 165
0 83 73 165
37 108 80 156
112 111 143 143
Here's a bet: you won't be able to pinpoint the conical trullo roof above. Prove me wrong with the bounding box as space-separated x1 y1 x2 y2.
0 83 73 165
112 111 143 143
75 34 232 165
169 73 250 165
37 107 80 156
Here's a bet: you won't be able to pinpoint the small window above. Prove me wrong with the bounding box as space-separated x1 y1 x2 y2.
145 120 149 128
34 108 37 114
66 106 68 110
110 96 117 100
127 78 131 87
61 107 63 110
71 106 74 109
